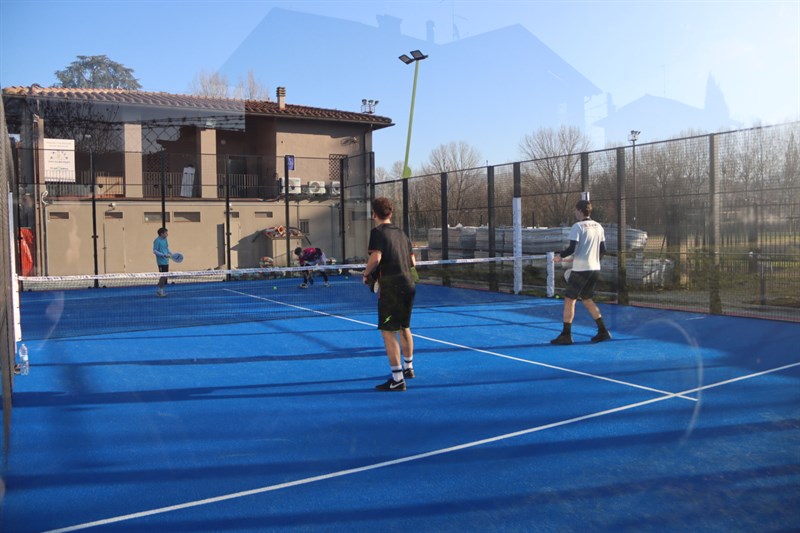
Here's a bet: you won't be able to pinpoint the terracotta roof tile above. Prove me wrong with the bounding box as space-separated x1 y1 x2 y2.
2 85 393 126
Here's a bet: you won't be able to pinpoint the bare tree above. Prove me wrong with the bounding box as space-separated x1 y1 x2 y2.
232 71 272 101
375 161 404 183
416 141 484 226
189 69 229 98
190 69 271 101
518 126 592 226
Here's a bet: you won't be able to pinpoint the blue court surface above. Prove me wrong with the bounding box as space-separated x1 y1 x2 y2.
2 276 799 532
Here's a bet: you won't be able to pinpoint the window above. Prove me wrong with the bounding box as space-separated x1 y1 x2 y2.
174 212 200 223
48 212 70 220
104 212 123 220
145 212 170 223
299 219 310 236
255 211 274 218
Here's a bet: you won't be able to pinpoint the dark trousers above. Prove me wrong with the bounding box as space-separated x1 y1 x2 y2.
158 264 169 289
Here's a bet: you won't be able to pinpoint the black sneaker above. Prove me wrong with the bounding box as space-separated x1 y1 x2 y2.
375 378 406 391
591 330 612 343
550 333 573 345
403 368 415 379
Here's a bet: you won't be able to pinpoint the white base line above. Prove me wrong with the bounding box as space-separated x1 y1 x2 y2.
224 288 698 401
44 360 800 533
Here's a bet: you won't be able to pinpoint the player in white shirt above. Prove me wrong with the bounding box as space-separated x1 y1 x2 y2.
551 200 612 345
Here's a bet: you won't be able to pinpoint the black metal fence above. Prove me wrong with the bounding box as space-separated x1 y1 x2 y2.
8 122 800 321
10 147 374 276
376 122 800 322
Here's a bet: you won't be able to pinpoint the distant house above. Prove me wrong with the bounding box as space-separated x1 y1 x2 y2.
222 9 602 165
2 85 392 275
596 76 738 144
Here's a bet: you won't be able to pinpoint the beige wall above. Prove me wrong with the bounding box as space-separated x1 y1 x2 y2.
40 199 348 276
30 112 377 276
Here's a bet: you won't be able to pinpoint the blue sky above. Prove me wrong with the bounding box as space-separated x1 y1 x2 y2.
1 0 798 171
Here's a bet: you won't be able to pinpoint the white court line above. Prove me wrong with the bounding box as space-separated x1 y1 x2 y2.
44 360 800 533
224 288 698 401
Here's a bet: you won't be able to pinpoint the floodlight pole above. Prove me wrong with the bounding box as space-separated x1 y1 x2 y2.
400 50 428 179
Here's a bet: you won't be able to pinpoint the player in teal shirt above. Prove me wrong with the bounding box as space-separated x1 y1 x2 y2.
153 227 172 297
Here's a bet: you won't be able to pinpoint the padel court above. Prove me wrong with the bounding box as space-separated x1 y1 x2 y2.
2 274 799 532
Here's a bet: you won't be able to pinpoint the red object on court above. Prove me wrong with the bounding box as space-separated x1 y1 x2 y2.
19 228 34 276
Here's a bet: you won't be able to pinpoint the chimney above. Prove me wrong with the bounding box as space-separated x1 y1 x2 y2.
277 87 286 110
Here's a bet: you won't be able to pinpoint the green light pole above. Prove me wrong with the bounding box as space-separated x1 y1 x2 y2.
399 50 428 179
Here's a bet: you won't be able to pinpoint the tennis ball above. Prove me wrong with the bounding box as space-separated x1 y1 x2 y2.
555 295 561 299
273 286 277 290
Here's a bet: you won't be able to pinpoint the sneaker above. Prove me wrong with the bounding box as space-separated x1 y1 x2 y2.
324 282 330 288
550 333 573 345
298 283 308 289
591 330 612 343
375 378 406 391
156 289 166 297
308 276 314 285
403 367 415 379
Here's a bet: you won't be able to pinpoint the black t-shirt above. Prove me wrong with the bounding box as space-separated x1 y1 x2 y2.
367 223 414 286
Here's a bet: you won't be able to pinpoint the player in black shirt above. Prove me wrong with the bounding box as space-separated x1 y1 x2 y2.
362 197 417 391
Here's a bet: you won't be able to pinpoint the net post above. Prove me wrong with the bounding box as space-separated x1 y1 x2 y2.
546 251 555 297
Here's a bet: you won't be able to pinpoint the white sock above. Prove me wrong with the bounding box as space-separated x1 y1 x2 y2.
391 365 403 382
404 358 413 369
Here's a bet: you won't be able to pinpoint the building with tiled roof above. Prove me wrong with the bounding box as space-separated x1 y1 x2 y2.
2 85 393 275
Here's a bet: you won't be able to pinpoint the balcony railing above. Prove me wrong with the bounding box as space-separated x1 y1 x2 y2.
45 172 124 199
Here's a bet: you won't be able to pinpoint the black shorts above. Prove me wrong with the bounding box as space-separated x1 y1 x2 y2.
377 282 416 331
565 270 599 300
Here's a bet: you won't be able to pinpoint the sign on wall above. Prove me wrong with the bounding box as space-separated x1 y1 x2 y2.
43 138 76 182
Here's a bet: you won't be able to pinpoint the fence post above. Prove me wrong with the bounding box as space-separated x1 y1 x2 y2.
708 134 722 314
616 147 628 304
402 178 410 237
90 148 99 287
284 155 292 267
440 171 449 261
580 152 589 192
487 165 498 291
513 162 522 295
224 155 232 276
160 151 167 228
440 171 450 287
339 156 347 262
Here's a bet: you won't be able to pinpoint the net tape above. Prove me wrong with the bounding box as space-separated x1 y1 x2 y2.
19 255 553 286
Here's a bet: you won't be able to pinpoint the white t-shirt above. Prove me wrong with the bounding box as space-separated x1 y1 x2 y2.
568 219 605 271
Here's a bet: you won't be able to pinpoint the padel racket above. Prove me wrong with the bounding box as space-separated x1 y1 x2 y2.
171 252 184 263
564 268 572 282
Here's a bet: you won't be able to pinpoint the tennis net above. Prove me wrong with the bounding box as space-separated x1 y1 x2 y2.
17 255 554 340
